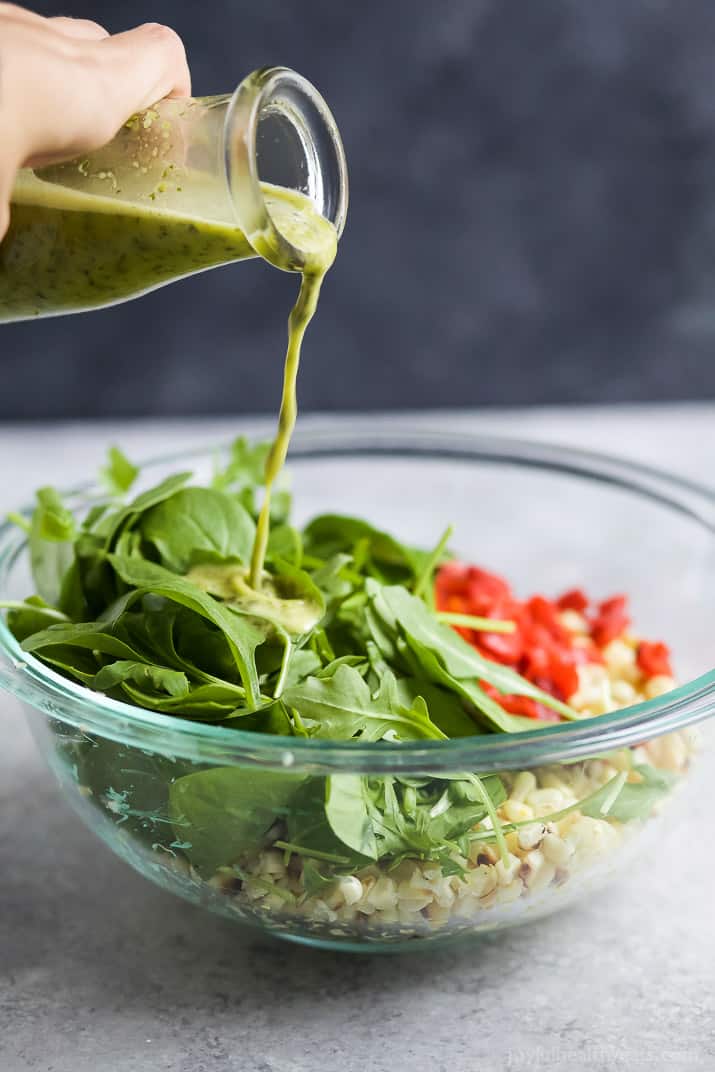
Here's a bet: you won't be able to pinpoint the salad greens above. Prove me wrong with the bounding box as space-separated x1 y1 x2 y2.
2 441 678 886
5 440 579 733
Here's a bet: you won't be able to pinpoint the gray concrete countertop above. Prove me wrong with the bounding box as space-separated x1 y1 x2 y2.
1 405 714 1072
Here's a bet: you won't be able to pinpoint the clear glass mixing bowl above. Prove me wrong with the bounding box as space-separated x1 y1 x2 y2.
0 426 713 952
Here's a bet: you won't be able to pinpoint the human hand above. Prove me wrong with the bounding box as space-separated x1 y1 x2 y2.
0 3 191 236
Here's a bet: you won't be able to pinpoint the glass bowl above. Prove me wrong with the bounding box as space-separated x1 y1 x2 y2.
0 426 713 953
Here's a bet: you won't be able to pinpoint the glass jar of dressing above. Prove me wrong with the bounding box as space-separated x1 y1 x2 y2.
0 67 348 321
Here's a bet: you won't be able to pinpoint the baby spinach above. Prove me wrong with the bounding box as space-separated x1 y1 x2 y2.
169 765 307 875
139 486 255 573
100 446 139 496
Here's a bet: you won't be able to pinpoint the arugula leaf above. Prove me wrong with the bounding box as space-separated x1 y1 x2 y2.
283 664 445 742
100 446 139 496
169 765 307 875
92 660 190 698
400 632 538 734
392 676 484 738
368 581 577 723
212 438 270 493
140 487 255 573
281 648 322 690
301 860 338 897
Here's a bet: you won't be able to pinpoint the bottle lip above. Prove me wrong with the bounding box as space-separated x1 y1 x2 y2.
224 66 348 270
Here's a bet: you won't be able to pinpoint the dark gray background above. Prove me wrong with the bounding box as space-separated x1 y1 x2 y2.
4 0 715 418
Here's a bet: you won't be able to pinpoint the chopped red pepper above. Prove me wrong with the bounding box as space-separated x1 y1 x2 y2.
637 640 673 678
591 595 630 647
557 588 589 613
435 563 674 723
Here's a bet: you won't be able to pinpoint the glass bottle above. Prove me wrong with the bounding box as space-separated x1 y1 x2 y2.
0 67 348 322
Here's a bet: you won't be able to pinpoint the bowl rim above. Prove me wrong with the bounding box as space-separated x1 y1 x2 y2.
1 422 713 774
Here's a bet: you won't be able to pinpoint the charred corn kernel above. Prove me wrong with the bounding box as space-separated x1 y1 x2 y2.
559 609 589 634
467 863 498 898
612 680 637 705
433 879 456 909
527 787 566 814
310 899 338 923
259 850 286 877
426 902 451 927
645 674 676 700
263 892 288 912
517 823 547 852
540 771 569 792
398 904 424 926
510 770 537 802
603 639 636 672
502 799 534 823
521 849 556 892
541 832 574 867
368 875 397 911
565 816 620 861
609 748 634 772
496 880 525 906
243 878 269 901
456 895 481 918
578 664 608 689
495 852 521 885
396 888 433 912
645 731 689 772
379 906 400 925
339 876 363 906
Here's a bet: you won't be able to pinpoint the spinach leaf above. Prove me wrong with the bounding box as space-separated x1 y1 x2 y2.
22 619 145 661
140 487 255 572
169 766 306 875
285 777 363 864
26 487 76 606
100 446 139 496
325 774 379 859
107 555 266 707
267 523 303 567
4 596 68 642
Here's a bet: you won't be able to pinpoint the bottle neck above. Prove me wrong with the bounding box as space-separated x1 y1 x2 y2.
224 67 348 272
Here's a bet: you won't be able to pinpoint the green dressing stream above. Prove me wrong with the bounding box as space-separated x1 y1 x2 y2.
1 172 337 631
